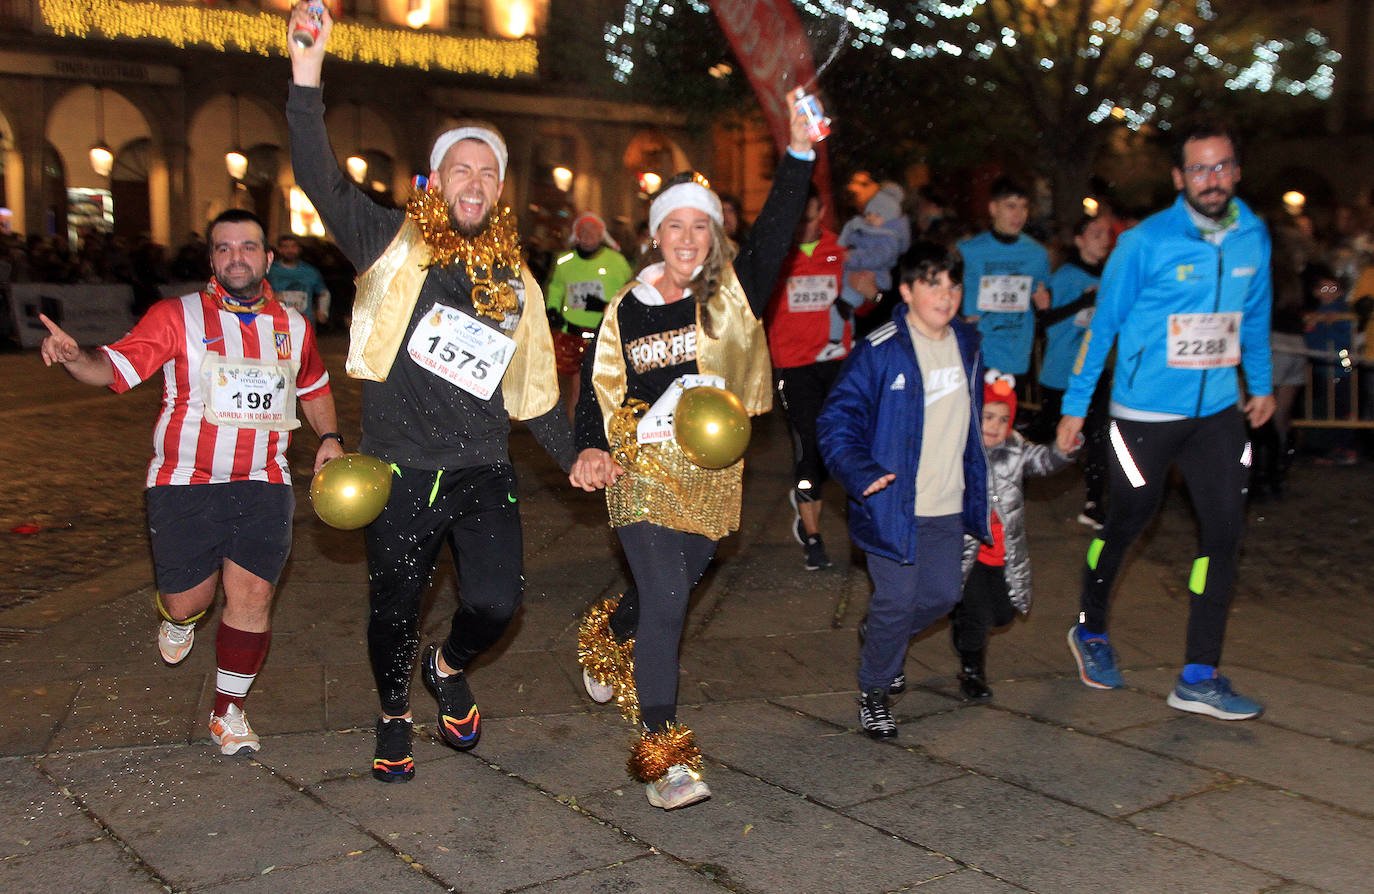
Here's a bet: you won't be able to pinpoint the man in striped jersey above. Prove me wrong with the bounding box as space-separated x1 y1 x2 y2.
39 209 343 756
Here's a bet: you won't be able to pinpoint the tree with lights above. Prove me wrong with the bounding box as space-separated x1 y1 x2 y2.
601 1 1340 225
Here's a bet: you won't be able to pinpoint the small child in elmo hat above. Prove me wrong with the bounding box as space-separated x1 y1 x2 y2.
950 372 1076 700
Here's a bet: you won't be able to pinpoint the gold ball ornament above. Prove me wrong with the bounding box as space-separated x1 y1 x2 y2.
310 454 392 530
673 386 751 469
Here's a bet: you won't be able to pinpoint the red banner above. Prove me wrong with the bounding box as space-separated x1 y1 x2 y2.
711 0 833 225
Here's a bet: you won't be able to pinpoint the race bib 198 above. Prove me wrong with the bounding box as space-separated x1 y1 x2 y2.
976 274 1031 313
1166 312 1241 369
204 357 298 431
786 274 836 313
407 304 516 400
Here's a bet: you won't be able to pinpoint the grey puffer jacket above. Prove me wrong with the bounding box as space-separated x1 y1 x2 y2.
961 432 1074 613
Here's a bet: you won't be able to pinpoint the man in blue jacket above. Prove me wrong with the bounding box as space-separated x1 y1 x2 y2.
1056 121 1275 721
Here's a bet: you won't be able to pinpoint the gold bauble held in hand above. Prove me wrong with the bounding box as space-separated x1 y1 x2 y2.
674 386 750 469
310 454 392 530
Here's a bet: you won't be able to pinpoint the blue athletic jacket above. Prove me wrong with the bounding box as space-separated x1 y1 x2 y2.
1062 195 1273 418
817 306 991 565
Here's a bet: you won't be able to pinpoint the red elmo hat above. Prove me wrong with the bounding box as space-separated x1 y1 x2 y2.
984 371 1016 426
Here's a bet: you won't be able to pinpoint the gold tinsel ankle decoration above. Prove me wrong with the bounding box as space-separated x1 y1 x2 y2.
576 595 639 724
627 724 703 783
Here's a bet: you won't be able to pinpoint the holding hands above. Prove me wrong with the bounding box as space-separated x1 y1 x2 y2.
570 448 625 492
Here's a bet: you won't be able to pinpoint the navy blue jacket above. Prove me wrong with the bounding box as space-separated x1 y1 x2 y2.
818 306 991 564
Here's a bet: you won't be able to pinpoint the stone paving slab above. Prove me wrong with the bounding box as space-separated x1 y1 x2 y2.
465 709 638 802
39 746 378 891
1111 711 1374 817
47 671 205 753
0 756 99 858
893 707 1226 817
908 870 1028 893
680 630 861 703
0 676 80 755
694 700 965 809
576 759 957 894
0 836 167 893
520 854 736 893
981 676 1180 735
1132 782 1374 894
199 847 449 894
310 750 643 894
846 773 1282 893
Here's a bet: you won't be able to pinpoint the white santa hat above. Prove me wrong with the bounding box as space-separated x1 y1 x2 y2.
648 182 723 238
429 125 508 181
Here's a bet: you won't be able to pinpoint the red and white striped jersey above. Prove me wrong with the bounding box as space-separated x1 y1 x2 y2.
103 291 331 487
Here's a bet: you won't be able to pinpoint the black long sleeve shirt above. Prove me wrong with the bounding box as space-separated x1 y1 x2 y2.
286 83 575 472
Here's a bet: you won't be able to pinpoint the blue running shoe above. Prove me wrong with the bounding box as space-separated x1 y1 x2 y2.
1166 675 1263 720
1067 626 1124 689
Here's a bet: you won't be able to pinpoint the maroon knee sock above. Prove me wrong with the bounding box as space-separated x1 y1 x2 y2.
213 622 271 717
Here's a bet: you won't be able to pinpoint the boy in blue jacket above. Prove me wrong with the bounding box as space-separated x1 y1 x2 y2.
818 242 990 739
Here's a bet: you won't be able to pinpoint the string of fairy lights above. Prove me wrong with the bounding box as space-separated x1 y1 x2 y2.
603 1 1340 131
40 0 538 77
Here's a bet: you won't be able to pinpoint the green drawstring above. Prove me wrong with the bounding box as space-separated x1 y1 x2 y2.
428 470 443 507
389 463 402 478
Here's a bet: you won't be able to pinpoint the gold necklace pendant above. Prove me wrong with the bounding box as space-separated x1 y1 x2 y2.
405 187 523 322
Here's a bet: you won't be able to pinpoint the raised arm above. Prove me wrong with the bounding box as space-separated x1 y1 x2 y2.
285 2 404 270
733 92 821 315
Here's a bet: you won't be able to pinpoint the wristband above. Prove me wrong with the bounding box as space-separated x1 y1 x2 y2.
320 432 344 447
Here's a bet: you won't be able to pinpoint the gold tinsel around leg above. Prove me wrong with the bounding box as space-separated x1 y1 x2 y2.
627 724 703 783
576 595 639 724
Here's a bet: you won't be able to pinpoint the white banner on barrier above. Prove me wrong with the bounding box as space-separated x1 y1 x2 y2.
9 283 136 349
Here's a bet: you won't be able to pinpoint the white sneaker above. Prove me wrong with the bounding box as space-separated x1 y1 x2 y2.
815 341 847 363
208 704 261 756
582 668 613 704
645 764 711 810
157 620 195 664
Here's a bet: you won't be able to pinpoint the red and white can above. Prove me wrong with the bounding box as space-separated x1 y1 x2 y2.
292 3 326 48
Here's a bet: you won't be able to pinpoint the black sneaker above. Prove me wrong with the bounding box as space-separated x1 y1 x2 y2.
858 687 897 739
803 533 832 571
372 716 416 783
421 644 481 750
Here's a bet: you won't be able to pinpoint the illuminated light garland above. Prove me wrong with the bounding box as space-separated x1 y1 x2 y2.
40 0 537 77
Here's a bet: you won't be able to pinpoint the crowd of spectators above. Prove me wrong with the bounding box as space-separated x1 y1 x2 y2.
0 225 359 344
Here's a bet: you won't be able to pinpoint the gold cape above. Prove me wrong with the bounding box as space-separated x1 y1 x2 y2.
346 218 559 421
590 266 772 538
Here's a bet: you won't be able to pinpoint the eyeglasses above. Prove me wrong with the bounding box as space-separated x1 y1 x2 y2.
1181 160 1237 182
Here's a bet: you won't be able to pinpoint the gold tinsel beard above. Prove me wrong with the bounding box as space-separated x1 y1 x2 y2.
404 186 523 322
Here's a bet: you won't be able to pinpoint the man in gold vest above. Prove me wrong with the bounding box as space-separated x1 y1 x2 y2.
287 3 575 784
